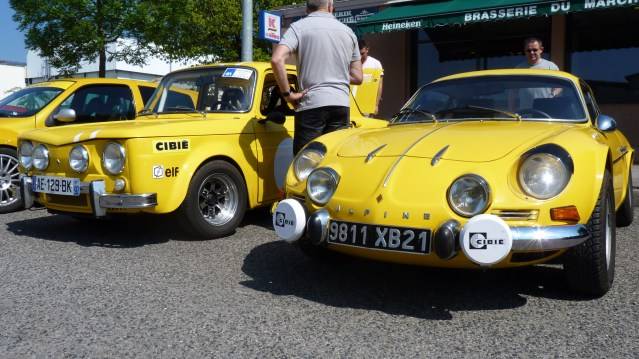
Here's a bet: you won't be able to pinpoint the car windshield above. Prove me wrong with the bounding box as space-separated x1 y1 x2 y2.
0 87 63 117
392 75 586 124
142 67 257 115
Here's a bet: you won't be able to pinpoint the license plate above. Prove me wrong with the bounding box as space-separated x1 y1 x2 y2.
32 175 81 196
327 220 431 254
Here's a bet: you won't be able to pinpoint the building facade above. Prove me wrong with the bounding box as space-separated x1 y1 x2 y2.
0 60 27 99
275 0 639 150
26 40 198 84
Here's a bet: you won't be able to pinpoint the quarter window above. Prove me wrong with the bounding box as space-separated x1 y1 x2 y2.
55 85 135 124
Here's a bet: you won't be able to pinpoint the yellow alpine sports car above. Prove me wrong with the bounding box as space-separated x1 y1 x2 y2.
273 69 633 296
0 78 156 212
18 62 384 238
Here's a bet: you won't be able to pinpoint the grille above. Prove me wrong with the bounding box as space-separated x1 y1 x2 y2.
492 209 539 221
46 193 89 207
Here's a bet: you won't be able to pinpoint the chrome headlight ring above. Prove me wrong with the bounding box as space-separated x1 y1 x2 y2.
69 145 89 173
32 144 49 170
447 174 491 218
18 141 34 169
518 144 573 200
294 142 327 182
102 142 126 175
306 167 340 206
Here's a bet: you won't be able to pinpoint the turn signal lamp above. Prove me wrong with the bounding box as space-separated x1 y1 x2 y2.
550 206 580 222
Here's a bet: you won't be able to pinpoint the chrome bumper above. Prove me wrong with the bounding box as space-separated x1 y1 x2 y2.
21 176 157 217
304 209 590 253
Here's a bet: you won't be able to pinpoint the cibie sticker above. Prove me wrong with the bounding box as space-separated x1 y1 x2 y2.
153 139 190 153
272 199 306 243
460 214 513 266
222 68 253 80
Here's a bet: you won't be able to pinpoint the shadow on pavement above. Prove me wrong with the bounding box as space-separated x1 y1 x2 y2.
241 241 589 320
6 212 177 248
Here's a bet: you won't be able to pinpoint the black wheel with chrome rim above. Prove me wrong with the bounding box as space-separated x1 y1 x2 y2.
564 170 616 297
177 160 247 238
0 148 23 213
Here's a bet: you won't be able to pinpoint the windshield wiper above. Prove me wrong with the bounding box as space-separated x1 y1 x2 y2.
467 105 522 121
443 105 522 121
138 108 156 116
391 107 437 124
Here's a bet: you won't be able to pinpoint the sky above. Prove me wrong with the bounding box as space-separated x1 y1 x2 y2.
0 0 26 63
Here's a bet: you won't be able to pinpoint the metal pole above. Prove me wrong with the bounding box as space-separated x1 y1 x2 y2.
241 0 253 61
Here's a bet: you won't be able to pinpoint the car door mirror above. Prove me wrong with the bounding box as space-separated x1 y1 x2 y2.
258 111 286 125
596 114 616 132
54 108 77 123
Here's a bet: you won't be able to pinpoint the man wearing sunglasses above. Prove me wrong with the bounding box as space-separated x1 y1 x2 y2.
517 37 558 70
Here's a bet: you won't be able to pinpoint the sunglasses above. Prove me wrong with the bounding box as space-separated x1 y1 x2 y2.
526 49 541 53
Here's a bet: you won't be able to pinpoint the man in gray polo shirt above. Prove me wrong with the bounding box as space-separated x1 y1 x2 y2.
516 37 560 108
271 0 363 155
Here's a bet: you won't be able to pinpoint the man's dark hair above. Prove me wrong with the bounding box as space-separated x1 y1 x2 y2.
358 39 368 49
307 0 329 12
524 37 544 48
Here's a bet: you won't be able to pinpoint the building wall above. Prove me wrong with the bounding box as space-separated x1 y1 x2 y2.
0 63 26 99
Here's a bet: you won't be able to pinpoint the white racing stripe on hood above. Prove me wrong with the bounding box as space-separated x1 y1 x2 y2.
89 129 101 139
73 132 84 143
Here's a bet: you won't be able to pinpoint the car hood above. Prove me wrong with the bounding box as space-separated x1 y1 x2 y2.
19 114 246 146
336 121 573 163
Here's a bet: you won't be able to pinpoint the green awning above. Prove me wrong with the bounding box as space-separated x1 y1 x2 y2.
357 0 639 34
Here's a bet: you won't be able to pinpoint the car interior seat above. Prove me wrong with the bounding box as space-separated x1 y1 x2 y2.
220 88 246 111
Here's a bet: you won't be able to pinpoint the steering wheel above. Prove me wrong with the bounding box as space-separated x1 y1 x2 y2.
517 108 552 119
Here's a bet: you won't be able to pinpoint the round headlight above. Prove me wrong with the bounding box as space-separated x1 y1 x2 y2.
294 142 326 181
102 142 125 175
32 145 49 170
448 174 490 217
19 141 34 169
307 167 340 205
69 145 89 173
519 153 570 199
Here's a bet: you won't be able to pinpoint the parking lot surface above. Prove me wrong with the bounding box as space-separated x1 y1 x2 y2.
1 206 638 357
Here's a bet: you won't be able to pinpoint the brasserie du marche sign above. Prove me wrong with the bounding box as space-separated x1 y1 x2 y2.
379 0 638 32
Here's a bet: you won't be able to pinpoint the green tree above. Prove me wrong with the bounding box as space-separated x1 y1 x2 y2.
136 0 298 63
11 0 151 77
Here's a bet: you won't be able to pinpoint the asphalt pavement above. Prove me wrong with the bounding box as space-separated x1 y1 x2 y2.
0 205 638 357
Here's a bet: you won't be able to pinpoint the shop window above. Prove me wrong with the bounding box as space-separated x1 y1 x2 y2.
568 9 639 105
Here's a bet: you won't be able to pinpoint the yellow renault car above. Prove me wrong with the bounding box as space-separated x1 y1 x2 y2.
273 69 633 297
0 78 156 212
18 62 384 238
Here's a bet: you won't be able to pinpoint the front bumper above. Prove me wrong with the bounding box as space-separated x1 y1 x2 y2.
273 199 591 266
21 176 157 217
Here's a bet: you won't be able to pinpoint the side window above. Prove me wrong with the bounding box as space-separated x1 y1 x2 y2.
260 73 297 116
139 86 156 106
581 82 599 121
56 85 135 125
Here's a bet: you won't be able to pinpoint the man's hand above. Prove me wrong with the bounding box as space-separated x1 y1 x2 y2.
284 89 308 109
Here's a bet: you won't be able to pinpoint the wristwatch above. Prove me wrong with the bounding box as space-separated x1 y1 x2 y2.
281 90 291 97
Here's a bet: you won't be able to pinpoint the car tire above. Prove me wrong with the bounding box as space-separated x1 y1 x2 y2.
616 167 634 227
0 147 24 213
564 170 615 297
176 160 247 239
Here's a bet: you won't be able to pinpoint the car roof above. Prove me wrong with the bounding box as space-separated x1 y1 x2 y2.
173 61 296 74
29 78 157 90
434 69 581 84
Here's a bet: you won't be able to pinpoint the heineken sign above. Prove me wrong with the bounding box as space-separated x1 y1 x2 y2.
361 0 639 34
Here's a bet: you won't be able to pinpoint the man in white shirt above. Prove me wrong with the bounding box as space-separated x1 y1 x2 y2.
515 37 560 108
358 39 383 115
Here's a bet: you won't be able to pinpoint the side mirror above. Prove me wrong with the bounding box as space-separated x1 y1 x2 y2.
596 114 617 132
53 108 77 123
258 111 286 125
